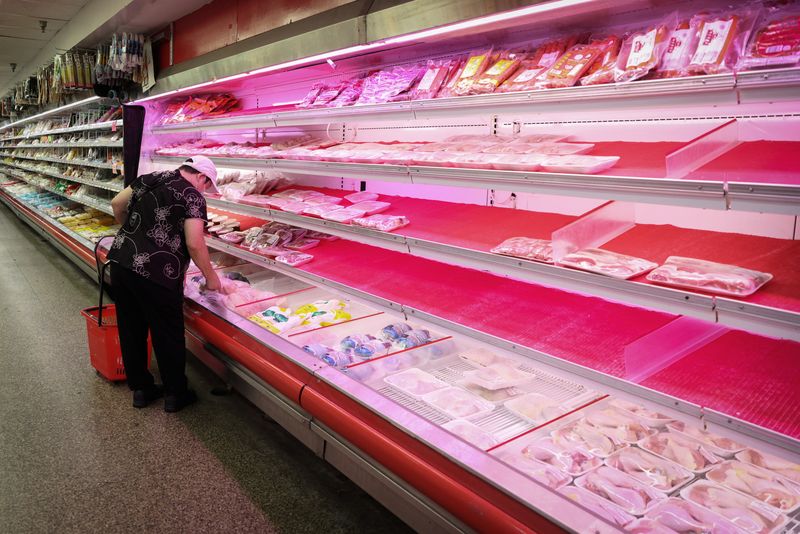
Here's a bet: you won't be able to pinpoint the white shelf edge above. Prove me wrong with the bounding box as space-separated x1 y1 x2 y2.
0 167 114 215
0 153 117 170
0 162 123 192
0 142 124 149
1 120 123 141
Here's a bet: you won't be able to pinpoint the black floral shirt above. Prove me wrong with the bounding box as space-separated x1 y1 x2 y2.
108 169 207 290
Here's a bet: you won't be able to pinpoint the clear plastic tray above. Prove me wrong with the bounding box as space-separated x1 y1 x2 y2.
707 460 800 513
638 432 723 474
558 485 635 527
559 249 658 280
735 448 800 485
504 393 567 426
349 200 391 215
441 419 499 450
608 399 674 428
383 368 449 398
645 498 745 534
496 451 572 489
575 465 666 516
550 417 629 458
681 480 788 534
421 386 496 420
461 362 534 390
520 437 603 477
275 252 314 267
285 238 320 251
581 405 659 444
344 191 379 203
645 256 773 297
666 421 745 458
456 380 521 403
604 447 695 492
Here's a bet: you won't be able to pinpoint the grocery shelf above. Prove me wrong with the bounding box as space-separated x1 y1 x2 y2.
149 68 800 133
0 152 117 170
0 161 123 192
1 120 123 141
1 141 123 149
1 167 114 215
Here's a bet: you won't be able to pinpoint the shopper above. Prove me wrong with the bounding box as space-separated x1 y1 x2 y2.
107 155 224 412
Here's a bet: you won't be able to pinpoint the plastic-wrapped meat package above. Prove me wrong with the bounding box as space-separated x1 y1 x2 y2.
505 393 566 425
512 133 570 144
653 20 700 78
302 203 342 218
356 65 425 105
534 44 608 89
521 437 602 476
608 398 673 427
606 448 694 492
328 79 364 107
488 154 545 171
449 153 500 169
462 363 533 390
736 448 800 485
275 252 313 267
551 418 629 458
645 256 772 297
297 83 327 108
646 498 744 534
707 460 800 512
223 286 278 311
558 486 635 527
409 59 454 100
344 191 379 203
451 49 494 96
499 451 573 489
309 83 346 107
321 207 367 223
285 238 320 251
441 420 498 450
279 201 312 214
579 35 622 86
686 9 760 75
666 422 745 458
422 387 495 419
220 231 245 244
469 54 522 94
479 143 531 154
434 58 466 99
351 214 409 232
614 21 673 82
559 248 658 279
530 37 575 68
304 194 342 205
539 155 620 174
523 142 595 155
585 407 657 444
627 518 686 534
497 60 546 92
682 481 788 534
639 432 722 473
348 200 390 215
384 368 448 397
740 4 800 70
491 237 554 263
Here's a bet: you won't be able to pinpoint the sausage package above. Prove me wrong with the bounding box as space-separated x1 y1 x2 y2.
452 49 494 96
614 18 674 82
529 36 579 68
653 20 700 78
579 35 622 86
535 43 609 89
469 53 523 94
410 59 454 100
686 8 760 75
739 3 800 70
497 60 546 92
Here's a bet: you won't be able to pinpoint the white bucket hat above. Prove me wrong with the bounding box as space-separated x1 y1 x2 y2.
183 155 219 193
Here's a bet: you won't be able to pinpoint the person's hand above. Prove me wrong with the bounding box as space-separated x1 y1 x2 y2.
201 273 223 293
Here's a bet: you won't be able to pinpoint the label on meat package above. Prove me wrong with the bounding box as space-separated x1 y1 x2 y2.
626 28 658 68
691 19 735 66
417 68 441 91
661 28 693 70
513 69 543 83
539 50 562 67
485 59 515 76
461 55 487 78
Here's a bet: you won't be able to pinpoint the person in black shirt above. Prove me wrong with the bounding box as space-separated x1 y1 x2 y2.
108 156 224 412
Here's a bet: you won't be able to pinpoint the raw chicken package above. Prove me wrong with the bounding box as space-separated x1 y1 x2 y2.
457 347 505 368
605 447 694 492
285 238 320 251
351 214 410 232
645 498 743 534
410 59 454 100
645 256 773 297
551 418 629 458
558 485 635 527
321 207 367 223
521 437 603 476
608 398 673 427
469 53 522 94
497 451 573 489
559 248 658 280
302 204 342 218
441 419 499 450
686 8 760 75
384 368 449 398
627 518 689 534
462 362 534 390
491 237 554 263
707 460 800 512
638 432 722 473
740 4 800 70
452 49 494 96
575 465 666 516
496 60 546 93
534 43 609 89
539 155 620 174
653 19 701 78
344 191 379 203
505 393 567 425
666 421 745 458
582 406 657 443
736 448 800 485
682 480 788 534
614 20 673 82
422 386 495 420
348 200 391 215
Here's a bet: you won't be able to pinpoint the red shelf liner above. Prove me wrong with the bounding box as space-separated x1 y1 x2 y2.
602 224 800 312
686 141 800 185
642 330 800 439
592 141 685 178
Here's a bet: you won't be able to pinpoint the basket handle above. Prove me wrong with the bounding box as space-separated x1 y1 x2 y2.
94 236 115 327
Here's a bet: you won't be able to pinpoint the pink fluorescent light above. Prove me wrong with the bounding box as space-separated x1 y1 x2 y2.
1 96 100 131
271 100 302 107
133 0 594 104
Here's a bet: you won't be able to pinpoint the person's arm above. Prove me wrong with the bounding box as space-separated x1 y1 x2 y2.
111 186 133 224
184 218 224 292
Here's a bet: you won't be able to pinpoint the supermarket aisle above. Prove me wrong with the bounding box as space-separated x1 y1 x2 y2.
0 203 411 534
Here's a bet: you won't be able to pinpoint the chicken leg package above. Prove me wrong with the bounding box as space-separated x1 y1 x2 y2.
574 466 666 516
740 4 800 70
451 48 494 96
682 481 788 534
707 460 800 512
520 437 603 476
351 214 409 232
496 451 573 489
559 248 658 279
638 432 722 473
579 35 622 86
614 18 674 82
665 421 745 458
469 53 522 94
534 43 609 89
644 498 745 534
645 256 772 297
686 8 760 75
491 237 554 263
558 486 635 527
736 448 800 485
605 447 694 492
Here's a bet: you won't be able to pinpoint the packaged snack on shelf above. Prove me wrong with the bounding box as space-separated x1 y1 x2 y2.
740 4 800 70
735 448 800 485
496 61 546 92
423 387 495 420
410 59 455 100
707 460 800 512
352 214 409 232
534 43 608 89
384 368 449 398
521 437 602 476
491 237 554 263
441 420 499 450
497 451 573 489
321 207 367 223
463 362 534 391
452 48 494 96
560 248 658 280
666 421 745 458
606 448 694 492
579 35 622 86
344 191 379 203
614 20 673 82
220 231 245 244
682 480 788 534
686 8 760 75
558 486 635 527
647 256 773 297
539 155 620 174
638 432 722 473
645 498 744 534
653 19 700 78
348 200 390 215
469 53 523 94
505 393 567 425
608 398 673 427
551 418 629 458
285 238 320 251
275 252 314 267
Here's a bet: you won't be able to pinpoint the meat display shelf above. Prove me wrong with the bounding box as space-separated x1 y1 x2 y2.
0 141 124 149
203 234 800 450
0 120 123 141
149 68 800 133
0 152 117 170
0 161 123 192
1 168 114 216
204 194 800 342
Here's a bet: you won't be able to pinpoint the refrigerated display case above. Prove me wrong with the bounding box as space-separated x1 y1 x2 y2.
3 0 800 531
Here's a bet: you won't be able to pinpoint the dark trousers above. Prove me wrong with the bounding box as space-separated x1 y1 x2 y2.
111 263 188 394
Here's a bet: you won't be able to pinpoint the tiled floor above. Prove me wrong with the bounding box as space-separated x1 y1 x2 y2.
0 203 411 533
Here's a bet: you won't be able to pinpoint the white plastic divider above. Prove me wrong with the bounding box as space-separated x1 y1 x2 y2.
665 119 741 179
550 200 635 263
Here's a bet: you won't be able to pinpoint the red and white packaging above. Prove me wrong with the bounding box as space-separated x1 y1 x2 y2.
321 207 367 223
614 19 674 82
645 256 772 297
740 4 800 70
410 59 454 100
490 237 553 263
352 214 409 232
579 35 622 86
275 252 314 267
559 248 657 279
349 200 390 215
344 191 379 203
686 8 760 75
539 155 620 174
451 49 494 96
469 53 523 94
497 60 546 92
682 481 788 534
653 20 700 78
535 43 609 89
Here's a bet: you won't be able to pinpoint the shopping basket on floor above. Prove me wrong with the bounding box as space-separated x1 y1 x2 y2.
81 237 151 382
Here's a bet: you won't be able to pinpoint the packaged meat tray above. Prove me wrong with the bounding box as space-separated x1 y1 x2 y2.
707 460 800 512
645 498 744 534
238 194 273 207
504 393 567 425
605 448 694 492
645 256 773 297
582 407 658 444
274 252 313 267
302 204 342 218
521 437 603 476
321 207 367 223
220 231 245 244
280 201 313 214
452 48 493 96
511 134 570 144
559 248 658 280
534 43 608 89
686 9 759 75
488 154 545 172
654 20 699 78
530 37 574 68
351 214 409 232
285 238 320 251
578 35 622 86
608 399 674 427
304 194 343 205
666 421 745 458
421 386 495 420
344 191 379 203
469 55 522 94
441 419 499 450
626 518 688 534
614 22 672 82
497 451 572 489
490 237 554 263
496 61 546 93
558 485 635 527
457 347 506 368
522 142 595 156
410 59 453 100
348 200 390 216
638 432 722 473
456 380 520 403
575 465 666 516
681 480 788 534
384 368 449 398
735 448 800 485
739 4 800 70
538 154 620 174
551 417 629 458
462 362 533 391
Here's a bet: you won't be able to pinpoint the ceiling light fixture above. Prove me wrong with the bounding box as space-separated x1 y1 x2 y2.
39 20 47 33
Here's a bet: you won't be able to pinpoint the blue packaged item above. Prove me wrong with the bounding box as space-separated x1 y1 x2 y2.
303 343 331 359
353 339 391 359
397 329 431 349
340 334 375 351
321 351 353 369
381 322 412 341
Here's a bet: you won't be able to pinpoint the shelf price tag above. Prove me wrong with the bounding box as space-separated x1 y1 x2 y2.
111 121 117 133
